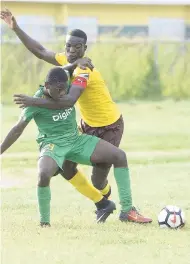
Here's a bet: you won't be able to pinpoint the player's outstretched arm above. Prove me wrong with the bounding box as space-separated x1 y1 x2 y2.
0 8 59 65
14 85 83 109
0 117 29 155
14 75 88 109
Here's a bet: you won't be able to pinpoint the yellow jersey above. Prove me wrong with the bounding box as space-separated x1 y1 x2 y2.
55 53 121 127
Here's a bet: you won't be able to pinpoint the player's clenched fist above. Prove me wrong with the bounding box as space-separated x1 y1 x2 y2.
0 8 18 30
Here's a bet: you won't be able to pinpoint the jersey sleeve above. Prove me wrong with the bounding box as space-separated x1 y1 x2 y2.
55 53 68 66
72 68 91 89
20 107 38 122
34 85 44 98
20 86 43 122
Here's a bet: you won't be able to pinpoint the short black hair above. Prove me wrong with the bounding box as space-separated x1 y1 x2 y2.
68 29 87 43
46 67 68 84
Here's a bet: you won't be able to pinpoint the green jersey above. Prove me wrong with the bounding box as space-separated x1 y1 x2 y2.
21 86 80 147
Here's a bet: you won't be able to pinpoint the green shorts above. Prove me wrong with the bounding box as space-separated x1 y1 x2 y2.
39 134 100 169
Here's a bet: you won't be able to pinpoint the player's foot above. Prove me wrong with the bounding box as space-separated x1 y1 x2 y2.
96 200 116 223
119 206 152 224
40 222 51 227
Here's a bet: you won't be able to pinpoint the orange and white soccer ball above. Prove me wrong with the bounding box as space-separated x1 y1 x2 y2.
158 205 185 229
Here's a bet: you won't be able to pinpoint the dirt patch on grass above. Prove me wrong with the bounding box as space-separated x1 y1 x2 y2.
0 177 29 189
0 169 36 189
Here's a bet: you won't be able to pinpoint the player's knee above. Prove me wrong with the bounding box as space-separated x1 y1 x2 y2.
63 168 77 180
114 149 128 167
38 170 51 187
117 150 127 163
62 161 77 180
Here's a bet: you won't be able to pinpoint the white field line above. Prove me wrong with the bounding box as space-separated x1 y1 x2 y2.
1 151 190 189
1 150 190 159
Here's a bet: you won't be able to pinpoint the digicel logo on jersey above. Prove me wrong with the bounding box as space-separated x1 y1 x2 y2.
52 108 73 121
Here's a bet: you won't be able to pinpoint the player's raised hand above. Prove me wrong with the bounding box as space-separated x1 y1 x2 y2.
0 8 18 30
14 94 35 108
75 57 94 71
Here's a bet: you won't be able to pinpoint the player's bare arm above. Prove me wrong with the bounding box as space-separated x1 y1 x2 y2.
0 117 29 154
0 8 58 65
14 75 87 109
14 85 83 109
0 9 94 70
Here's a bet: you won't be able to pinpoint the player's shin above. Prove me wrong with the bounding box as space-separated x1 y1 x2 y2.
68 171 104 203
37 186 51 225
91 166 111 199
114 167 152 223
113 167 132 212
68 171 116 223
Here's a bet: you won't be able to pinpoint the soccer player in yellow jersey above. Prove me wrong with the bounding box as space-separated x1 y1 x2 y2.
1 9 152 224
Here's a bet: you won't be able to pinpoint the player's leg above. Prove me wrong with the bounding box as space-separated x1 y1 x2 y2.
89 116 124 198
41 143 116 223
90 139 152 224
61 160 116 223
62 160 105 203
91 165 111 198
37 156 59 227
60 160 107 205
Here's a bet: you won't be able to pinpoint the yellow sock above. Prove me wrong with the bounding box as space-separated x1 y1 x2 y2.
68 171 103 203
100 183 111 198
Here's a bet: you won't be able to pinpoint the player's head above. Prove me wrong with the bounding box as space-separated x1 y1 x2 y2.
45 67 68 100
65 29 87 63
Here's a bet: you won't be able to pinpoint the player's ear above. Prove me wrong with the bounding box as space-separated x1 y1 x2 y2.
84 45 87 51
44 82 50 90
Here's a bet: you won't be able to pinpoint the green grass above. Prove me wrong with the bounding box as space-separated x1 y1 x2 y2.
1 101 190 264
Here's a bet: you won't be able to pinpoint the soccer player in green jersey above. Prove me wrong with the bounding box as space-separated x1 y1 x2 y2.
0 69 116 226
1 67 152 226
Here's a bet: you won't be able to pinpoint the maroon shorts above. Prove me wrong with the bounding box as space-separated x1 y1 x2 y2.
81 115 124 147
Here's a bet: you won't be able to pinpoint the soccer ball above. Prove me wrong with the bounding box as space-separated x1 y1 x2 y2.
158 205 185 229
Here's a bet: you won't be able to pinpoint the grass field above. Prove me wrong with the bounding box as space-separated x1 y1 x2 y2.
1 101 190 264
2 42 190 103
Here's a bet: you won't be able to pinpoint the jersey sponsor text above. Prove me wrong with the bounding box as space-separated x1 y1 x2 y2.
52 108 73 121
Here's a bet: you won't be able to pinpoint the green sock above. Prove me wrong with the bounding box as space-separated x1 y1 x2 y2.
114 167 132 212
37 186 51 223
